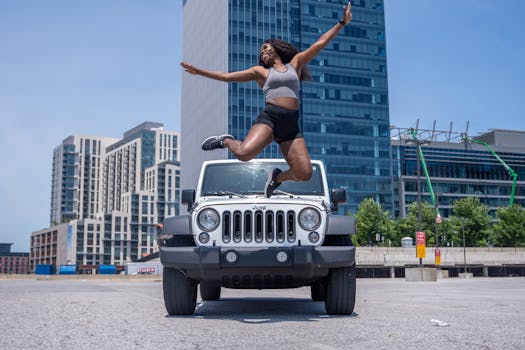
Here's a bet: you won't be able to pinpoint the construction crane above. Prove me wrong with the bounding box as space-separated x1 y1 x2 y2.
462 135 519 207
408 128 441 220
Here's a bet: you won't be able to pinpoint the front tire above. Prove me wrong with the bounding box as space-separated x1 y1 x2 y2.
200 282 221 301
323 234 356 315
325 264 356 315
163 267 197 315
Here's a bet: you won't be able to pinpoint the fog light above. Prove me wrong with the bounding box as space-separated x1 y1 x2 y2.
276 251 288 263
198 232 210 244
308 231 320 243
225 251 238 263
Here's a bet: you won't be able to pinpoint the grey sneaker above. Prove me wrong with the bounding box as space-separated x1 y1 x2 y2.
201 134 235 151
264 168 282 198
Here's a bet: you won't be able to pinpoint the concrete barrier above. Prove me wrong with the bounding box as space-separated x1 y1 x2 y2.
437 270 449 279
356 247 525 266
405 267 437 282
459 272 474 279
0 274 161 281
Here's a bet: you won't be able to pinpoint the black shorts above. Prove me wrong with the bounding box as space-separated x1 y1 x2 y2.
254 104 304 144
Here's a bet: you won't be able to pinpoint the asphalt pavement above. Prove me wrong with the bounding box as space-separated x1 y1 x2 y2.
1 277 524 349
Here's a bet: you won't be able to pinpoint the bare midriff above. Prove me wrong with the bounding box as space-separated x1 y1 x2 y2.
267 97 299 111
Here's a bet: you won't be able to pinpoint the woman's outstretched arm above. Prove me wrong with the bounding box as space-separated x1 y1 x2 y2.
180 62 266 85
292 1 352 69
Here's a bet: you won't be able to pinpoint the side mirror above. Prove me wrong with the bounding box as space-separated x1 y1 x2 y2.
331 188 346 204
181 189 196 212
330 188 346 212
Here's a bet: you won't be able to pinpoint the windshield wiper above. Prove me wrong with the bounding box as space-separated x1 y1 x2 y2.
273 189 297 197
202 191 247 198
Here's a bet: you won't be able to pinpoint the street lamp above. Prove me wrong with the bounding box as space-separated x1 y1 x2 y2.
405 136 430 266
434 192 442 268
461 217 467 274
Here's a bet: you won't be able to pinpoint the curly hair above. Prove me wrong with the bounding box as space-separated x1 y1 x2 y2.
258 38 311 81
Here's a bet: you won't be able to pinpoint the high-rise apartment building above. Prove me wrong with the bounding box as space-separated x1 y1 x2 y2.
181 0 390 214
103 122 180 213
32 122 181 272
100 122 181 264
50 135 118 225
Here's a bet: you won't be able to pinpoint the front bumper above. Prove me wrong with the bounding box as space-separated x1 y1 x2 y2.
160 245 355 282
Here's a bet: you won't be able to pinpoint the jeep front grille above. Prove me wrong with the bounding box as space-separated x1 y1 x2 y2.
222 210 296 244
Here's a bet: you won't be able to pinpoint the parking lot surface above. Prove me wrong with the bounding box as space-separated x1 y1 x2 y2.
1 277 524 349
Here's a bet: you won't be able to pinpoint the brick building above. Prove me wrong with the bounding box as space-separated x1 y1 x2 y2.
0 243 30 274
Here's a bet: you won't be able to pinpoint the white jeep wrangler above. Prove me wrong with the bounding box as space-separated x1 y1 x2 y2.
159 159 356 315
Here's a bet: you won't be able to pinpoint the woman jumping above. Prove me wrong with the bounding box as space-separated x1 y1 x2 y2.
181 1 352 197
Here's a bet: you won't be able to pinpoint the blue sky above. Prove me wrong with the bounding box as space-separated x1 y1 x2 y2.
1 0 523 251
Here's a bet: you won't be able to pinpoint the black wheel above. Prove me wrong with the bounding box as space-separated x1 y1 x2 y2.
322 234 356 315
311 279 326 301
325 263 356 315
163 267 197 315
199 281 221 301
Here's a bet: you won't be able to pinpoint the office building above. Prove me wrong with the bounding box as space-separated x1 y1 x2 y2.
181 0 391 214
392 128 525 218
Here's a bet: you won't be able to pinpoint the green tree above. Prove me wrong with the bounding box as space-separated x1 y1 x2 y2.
354 198 390 246
449 197 492 247
394 202 439 246
392 216 413 245
437 217 455 247
382 218 399 247
492 205 525 247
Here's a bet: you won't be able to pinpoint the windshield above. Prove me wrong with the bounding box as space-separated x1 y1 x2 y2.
201 162 324 196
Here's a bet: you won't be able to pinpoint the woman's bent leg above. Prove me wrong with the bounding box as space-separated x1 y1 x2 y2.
277 138 312 182
224 124 274 161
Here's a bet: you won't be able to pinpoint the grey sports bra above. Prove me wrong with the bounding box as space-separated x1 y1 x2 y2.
262 64 300 101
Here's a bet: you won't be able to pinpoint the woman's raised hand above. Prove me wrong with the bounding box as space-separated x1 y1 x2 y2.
342 0 352 24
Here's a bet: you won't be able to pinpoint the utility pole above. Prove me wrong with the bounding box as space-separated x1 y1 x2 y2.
406 129 430 266
462 218 467 273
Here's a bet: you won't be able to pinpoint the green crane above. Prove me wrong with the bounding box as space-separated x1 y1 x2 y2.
462 135 519 207
408 128 441 220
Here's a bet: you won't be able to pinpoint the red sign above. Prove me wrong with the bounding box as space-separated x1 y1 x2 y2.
416 231 426 245
416 232 426 259
137 267 156 273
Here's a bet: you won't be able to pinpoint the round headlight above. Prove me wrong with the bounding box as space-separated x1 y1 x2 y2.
197 208 220 231
298 208 321 231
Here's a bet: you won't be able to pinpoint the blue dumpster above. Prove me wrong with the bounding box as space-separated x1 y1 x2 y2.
35 264 56 275
98 265 116 274
59 265 77 275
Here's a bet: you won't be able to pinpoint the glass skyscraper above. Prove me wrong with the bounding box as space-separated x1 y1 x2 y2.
181 0 391 214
